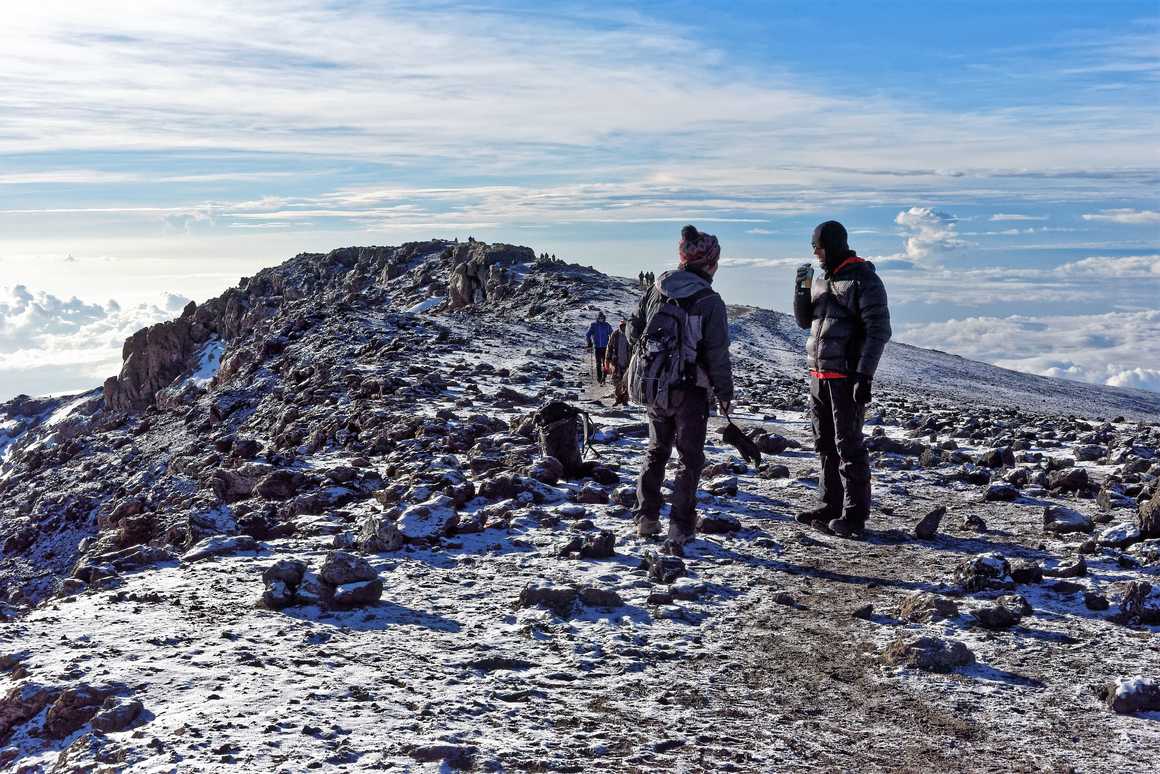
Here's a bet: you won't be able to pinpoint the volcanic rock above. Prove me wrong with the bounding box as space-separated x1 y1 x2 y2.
1043 506 1094 535
913 506 946 539
883 636 975 672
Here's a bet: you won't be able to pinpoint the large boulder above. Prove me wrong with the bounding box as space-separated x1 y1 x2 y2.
0 682 59 742
1048 467 1089 493
897 591 959 623
398 495 459 542
357 512 404 553
43 684 114 739
319 551 377 586
883 636 975 672
1105 677 1160 714
954 553 1014 592
1139 488 1160 539
1043 506 1094 535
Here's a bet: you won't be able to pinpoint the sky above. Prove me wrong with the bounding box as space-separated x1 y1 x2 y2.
1 0 1158 400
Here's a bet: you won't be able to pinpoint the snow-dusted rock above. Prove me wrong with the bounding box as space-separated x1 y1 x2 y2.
181 535 259 563
883 636 975 672
398 495 459 541
1098 522 1142 549
954 553 1014 592
1043 506 1094 534
357 512 404 553
1105 677 1160 714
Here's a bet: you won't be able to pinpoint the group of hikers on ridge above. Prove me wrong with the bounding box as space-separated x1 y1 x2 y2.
583 221 891 554
636 270 655 288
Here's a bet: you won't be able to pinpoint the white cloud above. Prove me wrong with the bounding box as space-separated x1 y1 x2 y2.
1081 209 1160 224
1058 254 1160 277
0 285 189 400
989 213 1048 221
746 228 775 235
892 207 966 261
897 310 1160 393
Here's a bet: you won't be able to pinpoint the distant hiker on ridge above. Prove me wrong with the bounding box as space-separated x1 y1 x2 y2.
793 220 891 538
627 225 734 555
605 318 631 405
586 312 613 385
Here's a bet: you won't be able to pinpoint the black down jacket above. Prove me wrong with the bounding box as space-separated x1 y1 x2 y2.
793 257 891 377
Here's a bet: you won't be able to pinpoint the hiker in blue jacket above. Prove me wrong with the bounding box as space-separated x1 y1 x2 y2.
585 312 613 385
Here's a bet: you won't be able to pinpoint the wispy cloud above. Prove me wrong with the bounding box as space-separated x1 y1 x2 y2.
1081 208 1160 224
989 213 1048 221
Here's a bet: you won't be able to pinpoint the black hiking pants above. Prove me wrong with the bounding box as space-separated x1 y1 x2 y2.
593 346 607 384
636 387 709 536
810 376 871 524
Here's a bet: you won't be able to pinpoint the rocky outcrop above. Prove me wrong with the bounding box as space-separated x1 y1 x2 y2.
447 242 535 308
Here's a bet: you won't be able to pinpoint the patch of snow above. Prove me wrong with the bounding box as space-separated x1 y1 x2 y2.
190 338 225 387
406 296 442 314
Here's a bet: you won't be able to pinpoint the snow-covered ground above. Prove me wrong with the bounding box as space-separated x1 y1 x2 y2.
1 243 1157 771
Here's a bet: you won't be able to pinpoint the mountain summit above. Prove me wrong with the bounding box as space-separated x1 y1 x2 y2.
1 241 1158 770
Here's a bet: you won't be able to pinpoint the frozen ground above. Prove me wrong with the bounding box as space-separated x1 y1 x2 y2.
1 242 1158 771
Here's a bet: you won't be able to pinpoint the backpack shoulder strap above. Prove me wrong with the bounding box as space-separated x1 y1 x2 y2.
677 287 715 311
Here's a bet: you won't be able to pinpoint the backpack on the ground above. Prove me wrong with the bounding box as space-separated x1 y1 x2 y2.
533 401 598 478
627 288 713 409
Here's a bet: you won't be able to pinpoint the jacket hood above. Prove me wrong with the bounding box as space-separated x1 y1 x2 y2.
656 268 712 299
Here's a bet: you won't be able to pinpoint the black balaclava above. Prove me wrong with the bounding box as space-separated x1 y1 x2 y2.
812 220 850 273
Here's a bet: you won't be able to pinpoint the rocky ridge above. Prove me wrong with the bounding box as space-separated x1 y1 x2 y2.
1 240 1158 771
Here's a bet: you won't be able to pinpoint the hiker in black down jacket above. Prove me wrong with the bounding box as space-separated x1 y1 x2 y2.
793 220 891 538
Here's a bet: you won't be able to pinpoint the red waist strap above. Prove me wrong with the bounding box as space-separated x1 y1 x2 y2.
810 370 847 379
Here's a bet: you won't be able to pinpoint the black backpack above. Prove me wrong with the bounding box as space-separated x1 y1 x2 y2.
626 288 713 409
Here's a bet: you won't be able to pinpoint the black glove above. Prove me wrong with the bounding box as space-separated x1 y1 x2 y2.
853 373 872 404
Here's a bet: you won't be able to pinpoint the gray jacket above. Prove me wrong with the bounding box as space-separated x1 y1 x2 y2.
629 269 734 401
793 258 891 377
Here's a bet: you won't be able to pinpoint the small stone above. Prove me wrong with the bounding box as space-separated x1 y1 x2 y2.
331 579 384 608
1010 560 1043 584
670 578 707 601
913 506 946 540
578 587 623 608
641 551 686 584
961 514 987 532
1043 556 1086 578
851 603 874 620
1084 591 1110 610
699 513 741 534
984 483 1019 502
518 583 578 616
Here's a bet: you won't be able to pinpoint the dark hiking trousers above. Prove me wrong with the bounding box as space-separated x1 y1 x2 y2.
636 387 709 536
810 376 870 524
594 346 607 384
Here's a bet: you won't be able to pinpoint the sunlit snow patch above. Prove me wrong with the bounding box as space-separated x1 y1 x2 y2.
191 339 225 387
406 296 442 314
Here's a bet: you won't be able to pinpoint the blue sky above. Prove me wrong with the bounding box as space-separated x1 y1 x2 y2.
1 0 1158 398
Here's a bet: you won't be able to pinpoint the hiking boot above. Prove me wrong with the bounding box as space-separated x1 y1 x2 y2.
827 518 866 539
661 538 686 557
636 516 662 537
796 506 837 526
667 522 693 546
